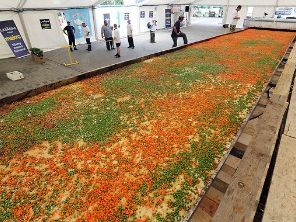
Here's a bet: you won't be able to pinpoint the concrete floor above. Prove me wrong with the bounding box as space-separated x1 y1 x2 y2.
0 21 229 101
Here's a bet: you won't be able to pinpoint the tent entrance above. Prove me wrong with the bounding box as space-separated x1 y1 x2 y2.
191 5 223 27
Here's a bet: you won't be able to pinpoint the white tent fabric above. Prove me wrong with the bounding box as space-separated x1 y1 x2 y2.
141 0 296 6
22 0 101 9
0 0 21 9
1 0 296 9
140 0 197 5
0 0 105 10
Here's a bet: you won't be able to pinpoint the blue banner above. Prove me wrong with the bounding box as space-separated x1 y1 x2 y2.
140 11 145 18
63 9 92 39
165 9 172 28
103 13 111 25
0 20 30 58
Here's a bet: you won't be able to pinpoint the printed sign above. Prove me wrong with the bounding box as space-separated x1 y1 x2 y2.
103 13 111 24
40 19 51 30
63 9 92 39
140 11 145 18
149 11 154 18
0 20 30 58
165 9 172 28
124 13 130 21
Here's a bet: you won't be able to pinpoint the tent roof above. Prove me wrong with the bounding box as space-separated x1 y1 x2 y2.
140 0 197 5
142 0 296 6
1 0 296 10
0 0 105 10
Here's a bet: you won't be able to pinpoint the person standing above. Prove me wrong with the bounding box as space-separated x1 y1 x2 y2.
113 24 121 58
63 21 77 51
127 20 135 49
101 20 115 51
171 15 188 48
149 20 156 43
230 5 242 32
82 22 91 51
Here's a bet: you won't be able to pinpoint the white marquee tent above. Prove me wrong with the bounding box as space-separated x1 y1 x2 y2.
0 0 103 10
1 0 296 9
0 0 296 59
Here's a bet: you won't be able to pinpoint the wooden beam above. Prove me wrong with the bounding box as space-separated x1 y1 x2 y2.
273 46 296 98
285 73 296 138
273 63 296 98
213 95 288 222
263 135 296 222
190 208 212 222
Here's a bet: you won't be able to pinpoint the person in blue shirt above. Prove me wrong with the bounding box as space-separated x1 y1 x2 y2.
171 15 188 48
63 21 77 52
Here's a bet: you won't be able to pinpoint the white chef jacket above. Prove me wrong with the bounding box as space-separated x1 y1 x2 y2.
231 9 240 26
82 26 90 38
113 28 121 43
127 24 133 36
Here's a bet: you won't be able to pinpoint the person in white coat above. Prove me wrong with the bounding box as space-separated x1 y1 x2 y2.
230 5 242 32
82 22 91 51
113 24 121 58
127 20 135 49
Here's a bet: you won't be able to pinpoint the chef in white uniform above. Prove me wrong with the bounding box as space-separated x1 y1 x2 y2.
230 5 242 32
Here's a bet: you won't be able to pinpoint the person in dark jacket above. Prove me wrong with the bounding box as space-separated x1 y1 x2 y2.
171 15 188 48
101 20 115 51
63 21 77 51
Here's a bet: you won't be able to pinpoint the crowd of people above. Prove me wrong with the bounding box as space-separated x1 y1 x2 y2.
63 6 242 58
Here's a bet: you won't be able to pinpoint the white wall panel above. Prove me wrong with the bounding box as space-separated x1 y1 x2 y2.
252 7 275 18
278 0 296 6
155 5 169 29
22 10 67 51
95 6 140 38
139 6 157 32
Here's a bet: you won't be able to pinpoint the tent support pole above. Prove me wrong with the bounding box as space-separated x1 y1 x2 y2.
18 11 32 49
93 0 104 8
187 4 192 26
92 7 99 41
274 0 279 15
16 0 25 9
222 0 230 25
17 0 32 49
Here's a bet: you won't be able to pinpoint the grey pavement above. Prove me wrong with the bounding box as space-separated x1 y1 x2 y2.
0 21 229 101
